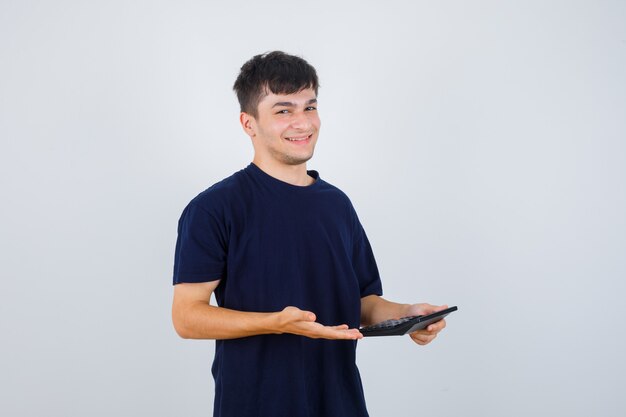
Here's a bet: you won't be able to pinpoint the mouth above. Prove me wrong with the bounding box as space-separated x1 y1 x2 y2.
284 134 313 143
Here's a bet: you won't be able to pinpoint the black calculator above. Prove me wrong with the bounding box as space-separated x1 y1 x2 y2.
359 306 458 337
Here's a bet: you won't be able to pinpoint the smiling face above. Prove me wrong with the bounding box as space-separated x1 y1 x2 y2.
241 88 320 170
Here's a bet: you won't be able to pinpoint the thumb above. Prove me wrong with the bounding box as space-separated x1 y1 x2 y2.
425 303 448 313
300 310 316 322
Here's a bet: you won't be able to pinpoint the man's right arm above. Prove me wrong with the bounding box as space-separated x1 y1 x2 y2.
172 281 363 340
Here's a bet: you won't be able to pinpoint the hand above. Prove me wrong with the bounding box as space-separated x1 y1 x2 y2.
273 306 363 340
404 303 448 346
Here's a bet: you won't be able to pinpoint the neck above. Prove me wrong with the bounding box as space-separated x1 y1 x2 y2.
252 157 314 186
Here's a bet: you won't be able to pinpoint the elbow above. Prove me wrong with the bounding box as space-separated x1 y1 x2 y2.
172 318 188 339
173 322 192 339
172 307 194 339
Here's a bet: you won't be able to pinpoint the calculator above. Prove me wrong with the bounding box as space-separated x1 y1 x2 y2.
359 306 458 337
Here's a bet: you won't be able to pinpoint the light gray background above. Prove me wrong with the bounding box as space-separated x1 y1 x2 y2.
1 1 625 416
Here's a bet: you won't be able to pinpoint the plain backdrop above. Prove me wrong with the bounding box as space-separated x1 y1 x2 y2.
1 1 625 416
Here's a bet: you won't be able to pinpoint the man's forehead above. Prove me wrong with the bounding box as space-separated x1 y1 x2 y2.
260 88 317 106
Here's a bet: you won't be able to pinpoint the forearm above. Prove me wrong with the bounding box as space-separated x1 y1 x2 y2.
173 299 362 341
173 301 278 340
360 295 411 326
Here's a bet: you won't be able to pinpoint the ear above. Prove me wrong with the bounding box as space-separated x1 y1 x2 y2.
239 112 256 138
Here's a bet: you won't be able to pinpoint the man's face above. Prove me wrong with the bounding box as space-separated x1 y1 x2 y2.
245 88 320 168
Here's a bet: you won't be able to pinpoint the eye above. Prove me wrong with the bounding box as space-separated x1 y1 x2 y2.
305 106 317 111
275 109 290 114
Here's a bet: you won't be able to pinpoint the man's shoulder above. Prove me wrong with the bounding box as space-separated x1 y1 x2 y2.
317 176 354 205
187 168 248 212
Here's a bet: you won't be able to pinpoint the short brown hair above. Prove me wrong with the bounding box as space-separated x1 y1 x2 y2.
233 51 319 118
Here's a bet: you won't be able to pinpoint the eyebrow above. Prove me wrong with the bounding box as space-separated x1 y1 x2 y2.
272 98 317 108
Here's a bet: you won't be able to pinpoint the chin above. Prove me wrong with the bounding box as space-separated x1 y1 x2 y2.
284 153 314 165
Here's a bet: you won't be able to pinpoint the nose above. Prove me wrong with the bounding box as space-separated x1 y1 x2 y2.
290 111 312 131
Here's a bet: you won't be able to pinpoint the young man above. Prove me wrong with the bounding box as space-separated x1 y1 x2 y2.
172 51 448 417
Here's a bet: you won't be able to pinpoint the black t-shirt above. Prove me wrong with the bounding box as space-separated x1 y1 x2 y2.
173 163 383 417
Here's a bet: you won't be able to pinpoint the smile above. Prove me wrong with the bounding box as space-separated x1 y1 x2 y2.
285 134 312 142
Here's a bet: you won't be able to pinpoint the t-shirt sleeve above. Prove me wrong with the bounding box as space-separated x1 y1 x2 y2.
351 208 383 298
172 201 228 284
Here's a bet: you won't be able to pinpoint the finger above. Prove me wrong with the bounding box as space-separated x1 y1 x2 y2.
296 321 362 340
409 325 442 341
407 303 434 316
410 332 437 345
348 329 364 339
416 326 443 338
328 324 350 330
418 303 438 315
426 304 448 314
317 328 362 340
300 310 316 322
421 303 449 316
410 332 427 345
282 306 316 323
330 327 363 340
329 327 363 339
426 319 447 333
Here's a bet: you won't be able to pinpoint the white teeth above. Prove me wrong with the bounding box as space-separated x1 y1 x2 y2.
286 135 309 141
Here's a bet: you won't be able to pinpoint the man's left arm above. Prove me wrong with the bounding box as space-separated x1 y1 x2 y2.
360 295 448 345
